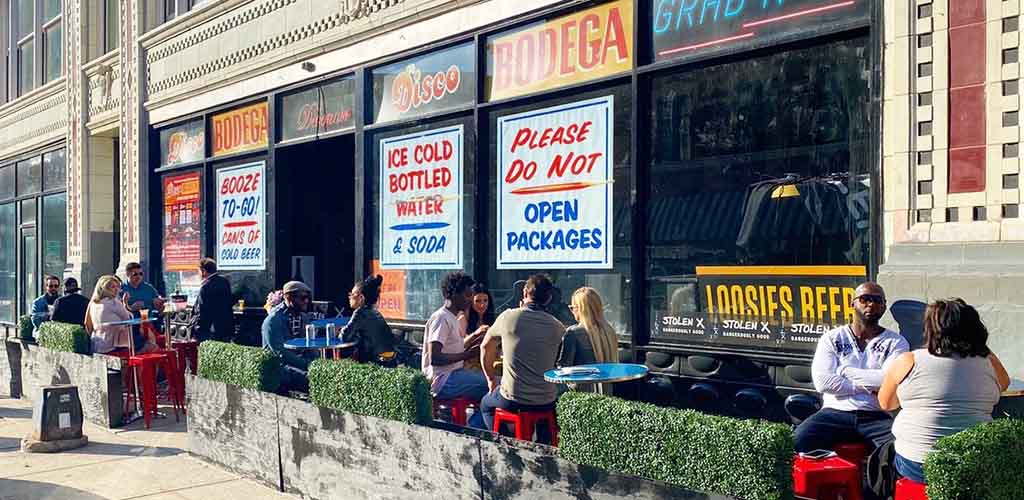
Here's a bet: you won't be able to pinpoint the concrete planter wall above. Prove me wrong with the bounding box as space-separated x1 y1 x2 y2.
187 375 735 500
0 339 124 428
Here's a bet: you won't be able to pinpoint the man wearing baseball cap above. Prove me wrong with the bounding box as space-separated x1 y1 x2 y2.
262 280 313 392
51 277 89 326
795 282 910 455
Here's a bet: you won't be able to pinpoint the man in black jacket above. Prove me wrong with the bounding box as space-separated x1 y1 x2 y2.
51 277 89 327
193 258 234 342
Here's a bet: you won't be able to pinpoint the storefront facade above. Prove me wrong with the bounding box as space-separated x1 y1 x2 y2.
143 0 881 421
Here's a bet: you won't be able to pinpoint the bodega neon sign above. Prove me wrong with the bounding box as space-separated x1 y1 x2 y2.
652 0 867 61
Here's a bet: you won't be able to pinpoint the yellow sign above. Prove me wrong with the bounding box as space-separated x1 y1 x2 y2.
211 102 269 157
486 0 634 101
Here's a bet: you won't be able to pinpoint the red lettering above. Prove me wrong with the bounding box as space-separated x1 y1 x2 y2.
515 35 535 88
602 8 629 65
493 42 515 91
560 21 576 76
539 28 559 79
579 14 601 70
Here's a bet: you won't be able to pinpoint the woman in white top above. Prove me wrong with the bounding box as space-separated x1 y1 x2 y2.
88 275 157 354
878 298 1010 484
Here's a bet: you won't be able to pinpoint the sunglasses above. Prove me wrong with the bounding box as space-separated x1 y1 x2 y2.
130 272 143 277
856 294 886 305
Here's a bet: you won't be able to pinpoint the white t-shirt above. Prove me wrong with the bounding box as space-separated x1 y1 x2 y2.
421 307 466 395
811 325 910 412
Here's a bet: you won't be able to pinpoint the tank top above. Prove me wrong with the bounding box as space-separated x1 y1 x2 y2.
892 349 999 463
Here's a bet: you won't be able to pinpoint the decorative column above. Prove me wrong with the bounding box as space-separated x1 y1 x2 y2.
118 0 149 273
64 0 91 286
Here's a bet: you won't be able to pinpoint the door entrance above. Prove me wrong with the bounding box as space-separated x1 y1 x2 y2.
20 227 37 316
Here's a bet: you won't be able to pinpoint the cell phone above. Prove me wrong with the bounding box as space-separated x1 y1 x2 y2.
798 449 837 460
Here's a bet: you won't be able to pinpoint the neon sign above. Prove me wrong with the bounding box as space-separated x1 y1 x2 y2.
651 0 869 62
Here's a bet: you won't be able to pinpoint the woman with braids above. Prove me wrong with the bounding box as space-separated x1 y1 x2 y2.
558 286 620 394
878 298 1010 485
338 275 395 366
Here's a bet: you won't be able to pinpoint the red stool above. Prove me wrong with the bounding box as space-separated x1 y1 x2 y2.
792 455 862 500
434 398 477 426
895 478 928 500
156 348 187 413
492 408 559 446
170 340 199 375
833 442 868 474
126 352 183 429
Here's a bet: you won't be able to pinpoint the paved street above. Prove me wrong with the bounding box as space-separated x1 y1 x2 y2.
0 397 293 500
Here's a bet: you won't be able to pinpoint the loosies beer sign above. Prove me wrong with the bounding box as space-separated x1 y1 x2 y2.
379 125 464 269
654 265 867 352
485 0 633 101
497 95 614 269
373 43 475 124
216 161 266 270
211 102 269 157
280 77 355 142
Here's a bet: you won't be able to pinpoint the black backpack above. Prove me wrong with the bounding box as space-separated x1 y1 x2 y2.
866 439 898 500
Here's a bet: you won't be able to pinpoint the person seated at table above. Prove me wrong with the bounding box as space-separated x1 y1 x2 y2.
795 282 910 454
479 274 565 438
31 275 62 333
52 277 89 327
339 275 395 366
422 272 489 404
878 298 1010 485
88 275 157 355
461 283 495 372
262 281 313 393
558 286 620 394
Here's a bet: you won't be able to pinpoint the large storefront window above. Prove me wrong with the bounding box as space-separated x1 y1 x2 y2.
41 193 66 280
645 37 872 347
370 115 476 320
0 203 15 323
486 84 633 333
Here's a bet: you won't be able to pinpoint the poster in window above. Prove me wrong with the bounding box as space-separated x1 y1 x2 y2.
496 95 614 269
379 125 464 270
211 102 269 157
371 260 407 319
163 172 202 272
216 162 265 271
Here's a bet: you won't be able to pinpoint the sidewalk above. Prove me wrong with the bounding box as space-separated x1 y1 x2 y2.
0 396 294 500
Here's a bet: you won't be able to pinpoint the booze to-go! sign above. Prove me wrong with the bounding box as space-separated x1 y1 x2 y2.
497 95 614 269
216 161 266 270
379 125 464 269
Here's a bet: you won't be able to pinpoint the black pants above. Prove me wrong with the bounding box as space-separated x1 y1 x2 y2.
794 408 894 452
279 364 309 394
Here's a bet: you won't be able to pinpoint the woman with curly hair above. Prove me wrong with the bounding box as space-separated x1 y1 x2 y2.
878 298 1010 484
338 275 395 365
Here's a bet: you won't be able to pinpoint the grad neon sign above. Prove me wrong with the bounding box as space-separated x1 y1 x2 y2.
651 0 867 62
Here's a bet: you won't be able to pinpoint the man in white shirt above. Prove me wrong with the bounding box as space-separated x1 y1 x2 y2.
421 272 488 402
795 282 910 453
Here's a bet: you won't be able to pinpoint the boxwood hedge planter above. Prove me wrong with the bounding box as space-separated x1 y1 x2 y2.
924 418 1024 500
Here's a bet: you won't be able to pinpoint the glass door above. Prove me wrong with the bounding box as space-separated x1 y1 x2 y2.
20 227 37 316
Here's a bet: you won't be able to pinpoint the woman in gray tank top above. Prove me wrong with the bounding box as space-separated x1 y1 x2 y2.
878 298 1010 484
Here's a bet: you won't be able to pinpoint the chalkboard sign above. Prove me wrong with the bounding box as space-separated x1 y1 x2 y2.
651 0 870 63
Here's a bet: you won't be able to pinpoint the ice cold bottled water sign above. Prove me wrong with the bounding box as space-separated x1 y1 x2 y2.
216 161 266 270
497 95 614 269
379 125 464 269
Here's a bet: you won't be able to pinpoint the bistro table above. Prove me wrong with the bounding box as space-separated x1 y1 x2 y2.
544 363 649 389
284 337 357 359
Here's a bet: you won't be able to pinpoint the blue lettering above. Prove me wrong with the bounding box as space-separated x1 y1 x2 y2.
504 228 604 252
654 0 676 34
700 0 721 25
405 235 446 254
761 0 783 9
724 0 744 17
523 200 580 223
676 0 700 30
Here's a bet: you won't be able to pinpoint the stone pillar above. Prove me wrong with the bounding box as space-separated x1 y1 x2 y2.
64 0 90 288
117 0 149 275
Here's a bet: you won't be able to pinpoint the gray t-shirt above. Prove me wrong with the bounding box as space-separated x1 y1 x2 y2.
491 307 564 406
893 349 1000 463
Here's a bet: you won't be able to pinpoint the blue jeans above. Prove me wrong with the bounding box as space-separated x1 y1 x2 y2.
794 408 895 452
895 453 926 484
478 386 556 443
435 369 488 402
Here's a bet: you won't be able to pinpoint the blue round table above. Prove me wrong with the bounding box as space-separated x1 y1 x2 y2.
284 337 357 359
100 317 158 327
544 363 649 385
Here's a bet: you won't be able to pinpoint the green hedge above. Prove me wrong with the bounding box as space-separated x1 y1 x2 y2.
18 314 33 341
557 392 793 500
309 359 432 425
923 419 1024 500
37 321 91 354
197 341 281 392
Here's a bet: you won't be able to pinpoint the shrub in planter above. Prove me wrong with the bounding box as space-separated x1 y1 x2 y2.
309 359 432 425
197 341 281 392
557 391 794 500
18 314 33 341
923 418 1024 500
37 321 91 354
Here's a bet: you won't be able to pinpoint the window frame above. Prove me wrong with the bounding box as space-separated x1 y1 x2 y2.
41 3 61 83
1 0 8 105
5 0 64 98
102 0 119 55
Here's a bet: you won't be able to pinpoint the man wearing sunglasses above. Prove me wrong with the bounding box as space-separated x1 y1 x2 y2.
262 280 313 393
795 282 910 455
30 275 62 332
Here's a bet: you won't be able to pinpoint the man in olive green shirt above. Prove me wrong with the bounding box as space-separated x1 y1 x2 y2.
480 274 564 436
